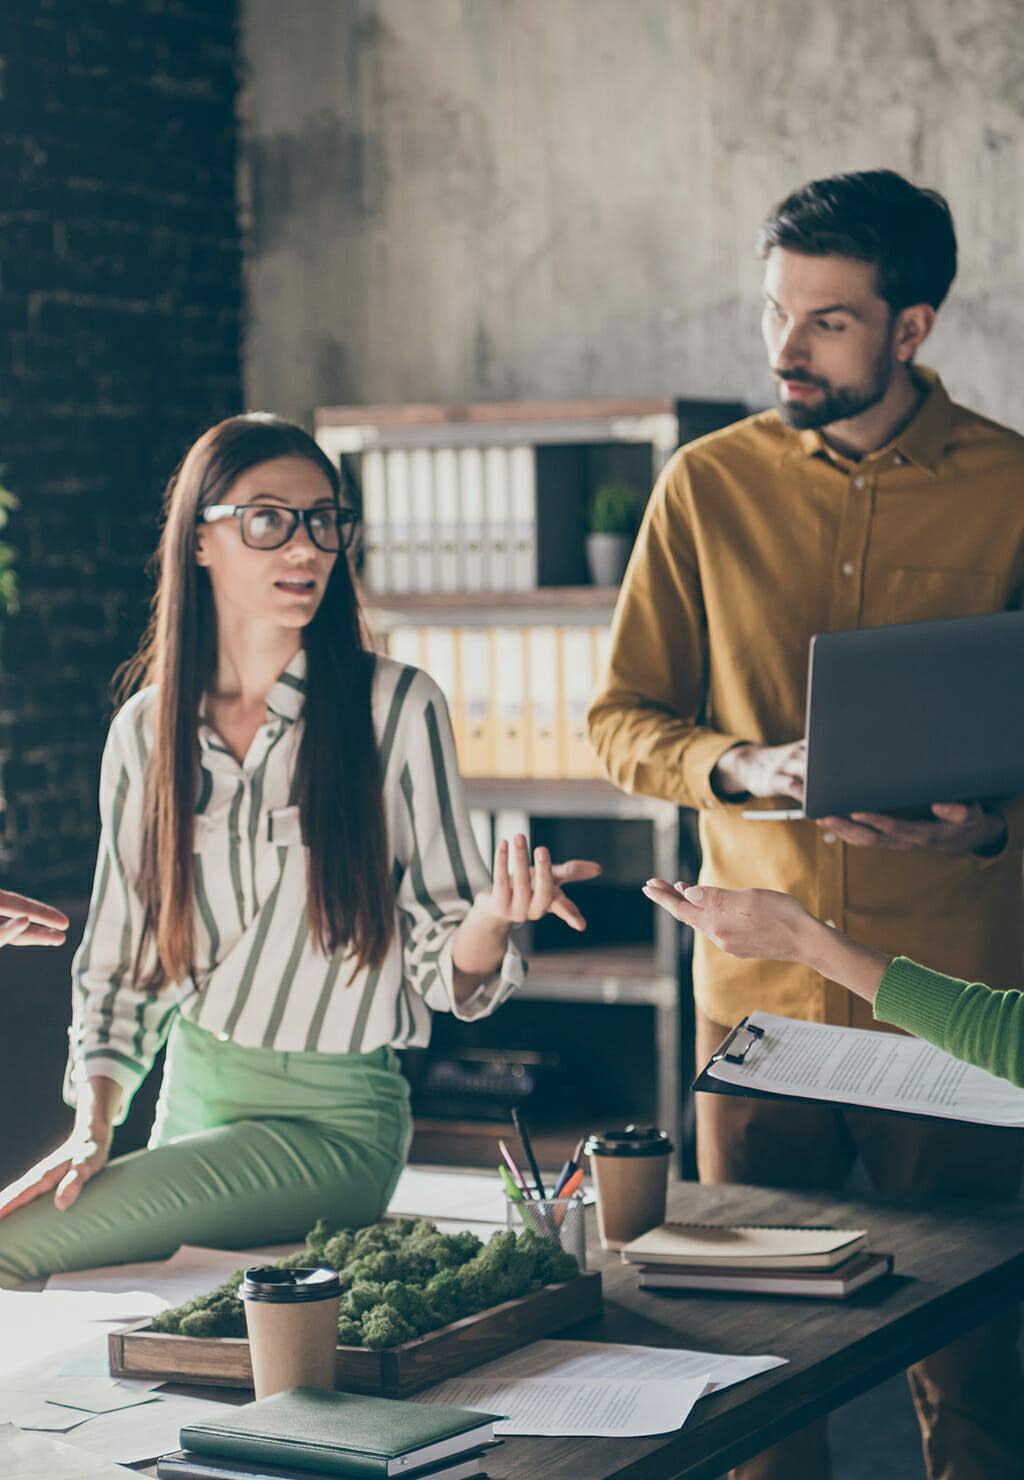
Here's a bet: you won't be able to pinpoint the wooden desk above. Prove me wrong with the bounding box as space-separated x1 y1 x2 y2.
485 1179 1024 1480
136 1178 1024 1480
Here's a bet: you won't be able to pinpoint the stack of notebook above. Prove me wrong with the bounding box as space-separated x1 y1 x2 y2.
621 1223 893 1299
156 1387 504 1480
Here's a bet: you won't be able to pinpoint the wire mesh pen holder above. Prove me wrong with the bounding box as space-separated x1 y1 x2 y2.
505 1195 587 1271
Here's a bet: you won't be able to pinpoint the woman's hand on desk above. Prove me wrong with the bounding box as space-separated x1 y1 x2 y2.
0 890 69 948
642 878 891 1005
0 1076 121 1220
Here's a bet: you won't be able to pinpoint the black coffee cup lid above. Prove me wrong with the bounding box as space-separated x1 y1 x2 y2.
238 1266 342 1303
583 1124 674 1157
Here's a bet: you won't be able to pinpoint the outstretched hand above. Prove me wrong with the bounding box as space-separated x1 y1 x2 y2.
642 877 814 961
0 890 69 948
488 835 602 932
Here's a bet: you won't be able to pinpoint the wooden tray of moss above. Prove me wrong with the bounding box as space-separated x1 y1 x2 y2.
108 1216 602 1397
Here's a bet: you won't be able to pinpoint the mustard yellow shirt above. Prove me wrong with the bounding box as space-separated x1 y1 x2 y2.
588 369 1024 1028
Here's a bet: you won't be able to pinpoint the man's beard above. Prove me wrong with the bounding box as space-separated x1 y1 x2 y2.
775 340 894 430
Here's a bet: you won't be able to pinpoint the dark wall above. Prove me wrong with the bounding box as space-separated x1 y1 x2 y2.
0 0 243 896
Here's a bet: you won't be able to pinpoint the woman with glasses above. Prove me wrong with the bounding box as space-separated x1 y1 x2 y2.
643 877 1024 1087
0 414 600 1284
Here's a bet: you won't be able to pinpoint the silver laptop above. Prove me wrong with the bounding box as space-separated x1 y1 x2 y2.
742 611 1024 821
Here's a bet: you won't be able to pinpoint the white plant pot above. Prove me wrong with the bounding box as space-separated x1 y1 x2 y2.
585 532 632 587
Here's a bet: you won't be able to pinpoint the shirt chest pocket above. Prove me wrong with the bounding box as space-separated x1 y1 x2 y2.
879 567 998 625
266 805 305 846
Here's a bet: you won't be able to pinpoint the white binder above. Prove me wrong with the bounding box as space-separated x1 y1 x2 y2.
483 446 512 590
457 447 486 591
423 626 459 725
409 447 435 594
385 450 412 593
433 448 461 593
509 446 538 590
387 625 423 670
360 449 389 592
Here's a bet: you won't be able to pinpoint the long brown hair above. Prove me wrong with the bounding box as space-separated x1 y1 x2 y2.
119 414 394 989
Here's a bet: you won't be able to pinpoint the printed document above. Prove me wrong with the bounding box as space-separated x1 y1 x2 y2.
703 1011 1024 1126
416 1339 786 1436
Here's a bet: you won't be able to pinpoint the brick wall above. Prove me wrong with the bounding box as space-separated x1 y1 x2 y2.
0 0 243 895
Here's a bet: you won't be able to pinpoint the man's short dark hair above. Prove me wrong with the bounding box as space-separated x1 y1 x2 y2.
757 169 957 312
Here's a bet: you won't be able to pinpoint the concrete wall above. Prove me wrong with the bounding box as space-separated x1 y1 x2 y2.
240 0 1024 432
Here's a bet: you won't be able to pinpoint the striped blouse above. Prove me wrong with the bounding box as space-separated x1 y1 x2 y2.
64 652 523 1120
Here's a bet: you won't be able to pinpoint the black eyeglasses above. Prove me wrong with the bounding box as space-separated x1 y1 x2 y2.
198 503 359 553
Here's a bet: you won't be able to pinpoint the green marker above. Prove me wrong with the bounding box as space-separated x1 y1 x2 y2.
499 1164 524 1202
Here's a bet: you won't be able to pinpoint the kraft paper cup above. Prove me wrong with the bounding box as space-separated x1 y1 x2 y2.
584 1125 673 1250
238 1266 341 1400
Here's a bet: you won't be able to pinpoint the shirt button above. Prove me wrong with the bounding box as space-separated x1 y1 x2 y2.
841 562 855 576
823 831 837 844
217 1032 230 1042
854 475 866 489
893 453 905 466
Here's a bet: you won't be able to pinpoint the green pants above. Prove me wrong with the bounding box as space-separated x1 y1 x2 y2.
0 1015 413 1287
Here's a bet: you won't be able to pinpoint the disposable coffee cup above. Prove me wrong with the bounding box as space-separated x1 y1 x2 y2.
238 1266 341 1400
584 1124 673 1250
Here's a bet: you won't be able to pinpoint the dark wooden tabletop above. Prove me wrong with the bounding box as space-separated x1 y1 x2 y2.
134 1178 1024 1480
480 1178 1024 1480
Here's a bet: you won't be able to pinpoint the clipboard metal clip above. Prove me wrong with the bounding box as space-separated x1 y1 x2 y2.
713 1019 765 1065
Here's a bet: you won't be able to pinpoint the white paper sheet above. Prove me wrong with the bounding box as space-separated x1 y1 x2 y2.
705 1011 1024 1126
387 1166 593 1227
55 1391 234 1466
0 1291 166 1386
416 1339 787 1435
420 1374 704 1437
46 1242 294 1305
0 1421 135 1479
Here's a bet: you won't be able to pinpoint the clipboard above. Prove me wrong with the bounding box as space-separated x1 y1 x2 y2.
691 1011 1024 1128
691 1018 798 1108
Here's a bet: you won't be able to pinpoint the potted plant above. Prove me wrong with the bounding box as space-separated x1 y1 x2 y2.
585 482 644 586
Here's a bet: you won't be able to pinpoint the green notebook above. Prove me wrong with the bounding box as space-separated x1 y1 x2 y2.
179 1388 504 1479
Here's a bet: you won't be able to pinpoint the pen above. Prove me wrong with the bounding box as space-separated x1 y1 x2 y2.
552 1138 585 1197
553 1167 585 1227
558 1167 584 1201
498 1138 533 1199
511 1107 545 1198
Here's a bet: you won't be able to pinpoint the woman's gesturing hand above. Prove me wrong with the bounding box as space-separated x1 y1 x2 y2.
641 878 893 1005
488 835 602 932
0 890 69 948
641 878 813 961
451 836 601 1001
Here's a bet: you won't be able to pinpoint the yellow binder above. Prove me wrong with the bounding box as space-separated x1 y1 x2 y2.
492 626 529 777
457 628 493 776
526 625 563 777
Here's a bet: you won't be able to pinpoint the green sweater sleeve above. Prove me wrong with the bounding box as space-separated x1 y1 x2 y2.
873 957 1024 1088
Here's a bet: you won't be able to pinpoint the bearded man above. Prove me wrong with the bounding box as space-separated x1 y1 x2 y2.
588 169 1024 1480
